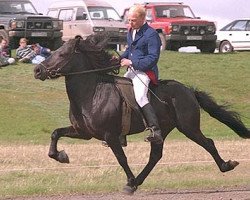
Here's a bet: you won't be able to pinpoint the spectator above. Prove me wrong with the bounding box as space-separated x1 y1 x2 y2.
0 38 15 66
0 38 11 57
16 38 46 64
31 43 51 58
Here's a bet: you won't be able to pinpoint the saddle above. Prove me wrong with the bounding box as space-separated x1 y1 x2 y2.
96 74 160 135
113 76 147 135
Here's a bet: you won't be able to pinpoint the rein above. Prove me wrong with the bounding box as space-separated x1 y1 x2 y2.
63 65 121 76
48 64 121 77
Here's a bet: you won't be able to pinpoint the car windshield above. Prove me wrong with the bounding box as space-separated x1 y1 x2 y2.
155 5 195 18
88 6 121 21
0 1 38 14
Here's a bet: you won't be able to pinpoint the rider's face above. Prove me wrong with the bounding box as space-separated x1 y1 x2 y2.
128 12 145 29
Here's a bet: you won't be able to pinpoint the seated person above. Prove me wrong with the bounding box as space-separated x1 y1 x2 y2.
16 38 45 64
31 43 51 58
0 38 11 57
0 38 15 65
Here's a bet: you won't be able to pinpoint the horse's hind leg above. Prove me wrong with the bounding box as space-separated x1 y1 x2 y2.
180 127 239 172
49 126 87 163
173 92 239 172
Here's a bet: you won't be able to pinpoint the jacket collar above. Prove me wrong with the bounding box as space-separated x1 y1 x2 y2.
130 23 149 42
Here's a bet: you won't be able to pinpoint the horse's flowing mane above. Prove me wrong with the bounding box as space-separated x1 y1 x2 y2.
78 33 120 73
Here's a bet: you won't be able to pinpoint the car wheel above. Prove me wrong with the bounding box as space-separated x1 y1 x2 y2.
219 41 233 53
158 33 166 51
50 37 63 50
200 41 216 53
170 42 179 51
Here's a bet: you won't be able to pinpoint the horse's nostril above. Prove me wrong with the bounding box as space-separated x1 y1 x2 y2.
34 66 42 78
34 66 41 73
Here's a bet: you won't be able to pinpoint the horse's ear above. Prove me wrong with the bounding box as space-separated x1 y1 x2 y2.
92 33 110 47
78 33 109 51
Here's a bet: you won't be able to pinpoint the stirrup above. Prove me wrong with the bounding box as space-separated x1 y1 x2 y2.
144 127 163 144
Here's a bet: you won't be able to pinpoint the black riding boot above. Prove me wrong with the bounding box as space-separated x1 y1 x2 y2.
142 103 163 144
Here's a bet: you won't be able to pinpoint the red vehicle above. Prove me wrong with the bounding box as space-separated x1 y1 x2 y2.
122 2 217 53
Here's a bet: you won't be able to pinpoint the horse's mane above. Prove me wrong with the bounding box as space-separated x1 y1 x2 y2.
78 33 120 73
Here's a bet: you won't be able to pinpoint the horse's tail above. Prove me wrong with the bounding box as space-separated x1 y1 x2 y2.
193 89 250 138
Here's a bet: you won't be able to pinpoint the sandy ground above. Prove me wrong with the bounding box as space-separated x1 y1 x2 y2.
9 187 250 200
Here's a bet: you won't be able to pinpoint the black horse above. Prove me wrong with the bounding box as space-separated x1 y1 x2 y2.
34 34 249 194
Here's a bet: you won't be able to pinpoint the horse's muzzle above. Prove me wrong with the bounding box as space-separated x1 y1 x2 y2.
34 64 48 81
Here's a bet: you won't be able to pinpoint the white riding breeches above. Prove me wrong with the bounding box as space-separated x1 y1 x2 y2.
124 67 150 107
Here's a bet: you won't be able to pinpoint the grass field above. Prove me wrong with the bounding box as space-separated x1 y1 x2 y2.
0 50 249 198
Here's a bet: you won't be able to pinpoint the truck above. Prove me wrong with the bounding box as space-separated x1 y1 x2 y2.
122 2 217 53
0 0 63 50
47 0 128 49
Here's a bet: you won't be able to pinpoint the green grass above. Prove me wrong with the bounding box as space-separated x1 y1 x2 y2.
0 51 249 144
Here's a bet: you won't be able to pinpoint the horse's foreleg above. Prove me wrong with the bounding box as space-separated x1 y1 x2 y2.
49 126 85 163
135 143 164 187
107 138 136 195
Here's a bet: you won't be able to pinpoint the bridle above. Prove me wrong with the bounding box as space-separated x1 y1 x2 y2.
40 61 121 78
40 43 121 78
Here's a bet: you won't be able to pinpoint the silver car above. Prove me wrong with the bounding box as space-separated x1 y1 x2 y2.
47 0 127 49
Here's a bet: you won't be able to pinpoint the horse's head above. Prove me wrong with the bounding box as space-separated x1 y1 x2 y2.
34 33 119 81
34 38 79 81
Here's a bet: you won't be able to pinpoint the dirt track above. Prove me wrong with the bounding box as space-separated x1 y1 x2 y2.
11 187 250 200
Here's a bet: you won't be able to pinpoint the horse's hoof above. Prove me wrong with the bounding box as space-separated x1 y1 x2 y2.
123 185 137 195
229 160 239 169
221 160 239 172
58 150 70 163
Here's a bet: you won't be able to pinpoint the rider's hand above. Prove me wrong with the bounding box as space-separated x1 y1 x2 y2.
121 58 132 67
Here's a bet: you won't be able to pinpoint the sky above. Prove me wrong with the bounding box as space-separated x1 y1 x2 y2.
31 0 250 29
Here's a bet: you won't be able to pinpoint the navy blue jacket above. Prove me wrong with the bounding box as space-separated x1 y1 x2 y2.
121 23 161 81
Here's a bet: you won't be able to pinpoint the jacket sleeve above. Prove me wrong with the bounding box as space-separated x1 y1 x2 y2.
131 31 161 72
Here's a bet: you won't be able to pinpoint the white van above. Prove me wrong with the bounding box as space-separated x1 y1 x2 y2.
47 0 127 48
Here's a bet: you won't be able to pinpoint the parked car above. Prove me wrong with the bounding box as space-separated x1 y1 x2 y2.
122 2 217 53
47 0 127 50
0 0 63 50
216 19 250 53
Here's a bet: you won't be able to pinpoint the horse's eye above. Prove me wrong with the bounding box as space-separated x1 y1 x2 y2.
75 48 80 53
58 53 64 57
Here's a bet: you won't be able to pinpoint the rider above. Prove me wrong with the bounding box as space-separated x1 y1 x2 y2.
120 4 163 144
